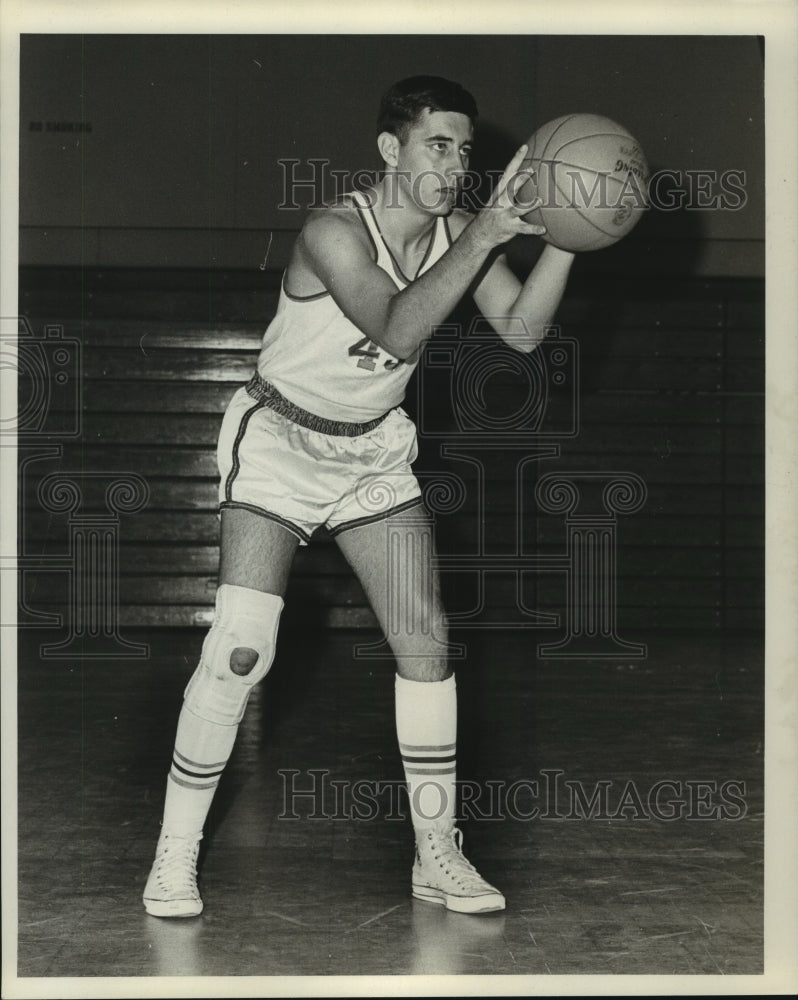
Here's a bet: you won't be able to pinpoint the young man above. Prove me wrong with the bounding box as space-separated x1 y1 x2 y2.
143 76 575 918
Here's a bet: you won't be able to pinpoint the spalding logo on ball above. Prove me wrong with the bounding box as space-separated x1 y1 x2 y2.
517 114 650 252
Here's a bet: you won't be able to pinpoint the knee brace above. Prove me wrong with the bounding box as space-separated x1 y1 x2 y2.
183 583 284 726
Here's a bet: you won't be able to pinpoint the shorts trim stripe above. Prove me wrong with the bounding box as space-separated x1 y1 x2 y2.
327 496 424 538
224 400 265 501
219 501 312 543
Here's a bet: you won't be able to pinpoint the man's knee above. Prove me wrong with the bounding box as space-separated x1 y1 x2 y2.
230 646 259 676
184 584 284 726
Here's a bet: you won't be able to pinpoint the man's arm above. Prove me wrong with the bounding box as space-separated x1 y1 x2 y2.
470 245 576 353
301 146 545 360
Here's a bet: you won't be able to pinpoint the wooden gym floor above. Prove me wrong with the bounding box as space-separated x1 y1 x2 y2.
13 626 763 984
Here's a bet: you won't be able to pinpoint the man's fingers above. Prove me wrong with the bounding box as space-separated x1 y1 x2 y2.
495 144 530 196
519 221 547 236
513 191 542 213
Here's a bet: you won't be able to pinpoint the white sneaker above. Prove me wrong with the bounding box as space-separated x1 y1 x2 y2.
412 823 505 914
143 832 203 918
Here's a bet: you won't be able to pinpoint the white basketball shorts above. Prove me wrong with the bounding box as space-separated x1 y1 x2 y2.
217 379 424 544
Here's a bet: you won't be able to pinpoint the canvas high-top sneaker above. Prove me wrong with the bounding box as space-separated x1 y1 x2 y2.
412 823 505 914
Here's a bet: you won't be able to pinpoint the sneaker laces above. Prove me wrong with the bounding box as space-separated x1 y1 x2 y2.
152 834 201 894
424 826 491 890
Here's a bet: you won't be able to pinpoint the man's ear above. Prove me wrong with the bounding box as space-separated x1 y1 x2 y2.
377 130 401 168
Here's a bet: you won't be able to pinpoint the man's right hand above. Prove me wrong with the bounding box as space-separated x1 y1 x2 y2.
469 145 547 250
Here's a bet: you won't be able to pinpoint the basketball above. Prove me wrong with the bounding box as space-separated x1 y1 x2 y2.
516 114 650 252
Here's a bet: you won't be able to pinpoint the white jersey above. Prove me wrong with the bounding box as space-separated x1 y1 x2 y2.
256 191 454 422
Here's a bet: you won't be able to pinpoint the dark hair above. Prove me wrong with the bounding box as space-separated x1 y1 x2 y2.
377 75 478 140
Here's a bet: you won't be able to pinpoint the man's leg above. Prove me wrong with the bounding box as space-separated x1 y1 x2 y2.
334 506 505 913
143 508 299 917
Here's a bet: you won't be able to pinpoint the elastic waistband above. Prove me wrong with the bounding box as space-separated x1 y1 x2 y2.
245 372 390 437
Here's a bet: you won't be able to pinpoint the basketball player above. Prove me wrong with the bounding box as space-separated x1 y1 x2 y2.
143 76 575 918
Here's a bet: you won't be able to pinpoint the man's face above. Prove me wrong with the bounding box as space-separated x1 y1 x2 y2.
388 109 474 215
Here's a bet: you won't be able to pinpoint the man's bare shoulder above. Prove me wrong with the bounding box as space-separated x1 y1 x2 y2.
300 204 348 242
300 197 369 252
293 197 375 282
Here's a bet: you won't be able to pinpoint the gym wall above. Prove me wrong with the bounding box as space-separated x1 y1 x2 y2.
17 34 765 642
19 34 764 276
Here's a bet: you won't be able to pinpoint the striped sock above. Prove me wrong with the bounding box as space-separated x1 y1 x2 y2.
160 704 238 839
395 674 457 830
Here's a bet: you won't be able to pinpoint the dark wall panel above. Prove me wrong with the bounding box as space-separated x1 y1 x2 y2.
19 34 764 276
17 268 765 641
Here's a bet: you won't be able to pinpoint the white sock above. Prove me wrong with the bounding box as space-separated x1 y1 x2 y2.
160 704 238 840
395 674 457 831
